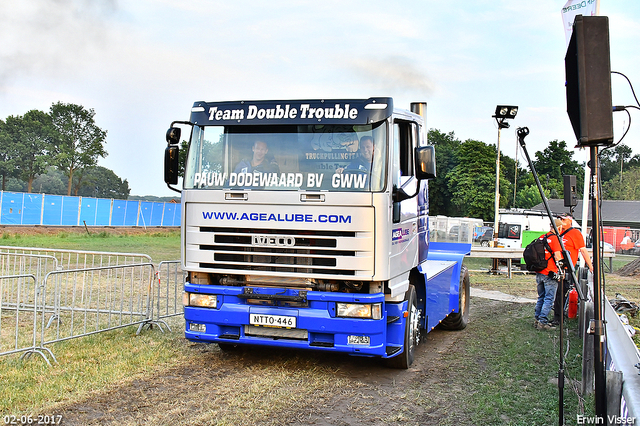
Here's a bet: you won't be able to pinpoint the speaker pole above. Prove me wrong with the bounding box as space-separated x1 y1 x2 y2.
590 145 607 419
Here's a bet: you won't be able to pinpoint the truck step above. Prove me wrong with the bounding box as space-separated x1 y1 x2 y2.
387 315 400 324
309 342 334 348
219 333 240 340
386 346 402 356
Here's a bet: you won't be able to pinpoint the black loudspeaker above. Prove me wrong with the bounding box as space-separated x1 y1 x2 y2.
565 15 613 147
563 175 578 207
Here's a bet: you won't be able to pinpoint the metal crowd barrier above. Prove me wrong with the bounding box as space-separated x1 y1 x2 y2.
0 246 152 270
0 274 55 365
0 247 187 365
148 260 184 332
0 248 162 365
39 263 155 364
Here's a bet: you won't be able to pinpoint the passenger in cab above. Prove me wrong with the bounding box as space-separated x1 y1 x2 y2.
234 139 280 174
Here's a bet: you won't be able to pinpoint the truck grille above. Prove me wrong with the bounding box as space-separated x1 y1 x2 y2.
195 227 366 276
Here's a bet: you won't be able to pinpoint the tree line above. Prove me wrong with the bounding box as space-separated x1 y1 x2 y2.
2 103 637 210
0 102 130 200
427 129 640 221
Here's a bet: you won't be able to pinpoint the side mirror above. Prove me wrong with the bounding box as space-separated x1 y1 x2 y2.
164 145 179 185
415 145 436 180
166 127 181 145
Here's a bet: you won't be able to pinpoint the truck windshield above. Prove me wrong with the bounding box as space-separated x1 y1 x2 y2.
184 122 387 191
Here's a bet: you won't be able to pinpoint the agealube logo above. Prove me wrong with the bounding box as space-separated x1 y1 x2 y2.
252 234 296 247
392 228 409 241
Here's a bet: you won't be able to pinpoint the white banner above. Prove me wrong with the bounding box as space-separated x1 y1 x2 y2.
561 0 599 46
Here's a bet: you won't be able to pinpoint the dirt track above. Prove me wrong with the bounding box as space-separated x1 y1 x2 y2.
0 226 178 237
53 298 510 426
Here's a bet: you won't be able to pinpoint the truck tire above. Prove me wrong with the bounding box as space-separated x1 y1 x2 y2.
439 265 470 330
385 285 419 369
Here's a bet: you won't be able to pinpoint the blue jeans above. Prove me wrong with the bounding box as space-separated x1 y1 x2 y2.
535 273 558 324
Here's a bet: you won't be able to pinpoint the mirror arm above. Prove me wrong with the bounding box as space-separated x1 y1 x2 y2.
170 120 193 128
166 183 182 194
392 178 421 203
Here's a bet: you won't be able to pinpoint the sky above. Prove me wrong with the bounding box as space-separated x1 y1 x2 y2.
1 0 639 197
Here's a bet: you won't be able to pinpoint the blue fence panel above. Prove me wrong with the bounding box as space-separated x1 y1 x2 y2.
43 195 63 225
0 192 24 225
174 203 182 226
1 191 179 227
79 197 98 226
111 199 127 226
96 198 112 226
138 202 153 227
162 203 176 226
22 193 43 225
62 196 80 226
124 200 139 226
150 202 164 226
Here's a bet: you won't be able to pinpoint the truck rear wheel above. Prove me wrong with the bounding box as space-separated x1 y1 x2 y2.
385 285 419 369
439 265 470 330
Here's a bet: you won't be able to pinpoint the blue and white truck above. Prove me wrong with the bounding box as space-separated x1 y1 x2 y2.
164 98 471 368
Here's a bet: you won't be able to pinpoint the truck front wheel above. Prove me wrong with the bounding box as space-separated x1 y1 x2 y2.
385 284 419 369
439 265 470 330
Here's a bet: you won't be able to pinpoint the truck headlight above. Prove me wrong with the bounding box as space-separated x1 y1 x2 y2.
336 302 382 320
184 292 217 308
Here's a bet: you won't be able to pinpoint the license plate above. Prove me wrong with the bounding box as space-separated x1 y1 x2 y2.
348 335 370 345
250 314 296 329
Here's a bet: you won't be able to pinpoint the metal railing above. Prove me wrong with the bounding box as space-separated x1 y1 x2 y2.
39 263 155 364
0 246 152 270
149 260 184 332
0 247 164 365
0 274 55 365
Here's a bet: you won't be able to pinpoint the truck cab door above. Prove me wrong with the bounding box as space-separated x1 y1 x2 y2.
389 119 420 276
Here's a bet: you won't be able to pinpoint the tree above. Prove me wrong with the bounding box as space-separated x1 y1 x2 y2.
599 144 640 194
178 140 189 178
500 153 528 209
427 129 461 216
447 139 497 220
50 102 107 196
177 133 224 179
599 144 638 182
76 166 130 199
31 167 67 195
530 140 585 200
603 166 640 200
4 110 53 193
515 184 554 209
533 140 582 182
0 118 17 191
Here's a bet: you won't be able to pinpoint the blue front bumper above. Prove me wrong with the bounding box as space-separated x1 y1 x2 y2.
184 283 406 358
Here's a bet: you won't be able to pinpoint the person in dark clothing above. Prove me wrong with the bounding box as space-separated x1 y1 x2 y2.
336 136 374 174
534 219 563 330
234 140 280 174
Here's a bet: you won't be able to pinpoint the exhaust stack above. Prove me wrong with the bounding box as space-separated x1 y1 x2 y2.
410 102 427 144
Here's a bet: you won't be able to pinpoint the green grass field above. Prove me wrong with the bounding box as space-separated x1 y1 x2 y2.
0 229 181 261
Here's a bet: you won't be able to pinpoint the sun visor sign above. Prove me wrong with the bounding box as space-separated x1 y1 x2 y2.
190 98 393 126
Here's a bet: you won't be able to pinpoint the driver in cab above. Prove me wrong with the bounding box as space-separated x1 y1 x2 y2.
336 136 374 174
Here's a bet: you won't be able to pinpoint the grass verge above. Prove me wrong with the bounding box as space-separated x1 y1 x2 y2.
0 316 189 414
410 299 592 425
